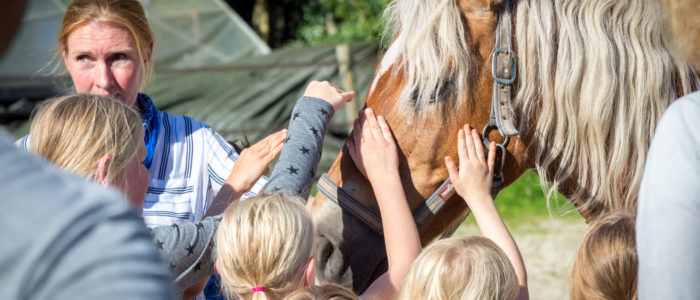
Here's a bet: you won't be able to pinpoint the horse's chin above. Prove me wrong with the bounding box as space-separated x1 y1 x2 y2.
312 194 391 293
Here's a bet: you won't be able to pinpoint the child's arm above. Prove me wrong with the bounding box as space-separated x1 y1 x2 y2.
204 131 286 218
347 109 422 300
263 80 355 199
445 124 529 300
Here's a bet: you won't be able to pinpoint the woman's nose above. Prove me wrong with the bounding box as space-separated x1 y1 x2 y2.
94 62 114 90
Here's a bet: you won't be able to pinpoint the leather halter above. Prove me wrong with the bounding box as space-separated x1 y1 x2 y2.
316 0 519 235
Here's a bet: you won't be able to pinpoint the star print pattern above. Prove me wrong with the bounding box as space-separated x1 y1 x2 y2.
149 215 221 293
263 97 334 200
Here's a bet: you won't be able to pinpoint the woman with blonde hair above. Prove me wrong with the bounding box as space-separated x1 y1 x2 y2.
18 0 275 231
570 210 637 300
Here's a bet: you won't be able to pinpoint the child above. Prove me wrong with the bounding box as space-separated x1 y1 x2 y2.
570 210 637 300
215 108 422 300
395 124 529 300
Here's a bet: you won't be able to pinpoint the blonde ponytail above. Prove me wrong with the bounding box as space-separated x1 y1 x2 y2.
215 193 314 300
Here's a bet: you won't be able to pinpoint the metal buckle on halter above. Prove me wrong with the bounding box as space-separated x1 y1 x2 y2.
492 48 517 85
481 124 508 197
481 123 510 148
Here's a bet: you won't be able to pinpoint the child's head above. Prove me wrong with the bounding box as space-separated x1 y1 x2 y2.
396 236 519 300
29 93 148 209
215 193 315 300
283 283 357 300
570 210 637 300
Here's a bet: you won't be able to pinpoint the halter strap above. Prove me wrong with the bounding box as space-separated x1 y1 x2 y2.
488 0 519 139
317 172 503 235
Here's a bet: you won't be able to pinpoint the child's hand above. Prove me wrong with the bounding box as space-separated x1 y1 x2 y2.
347 108 399 183
226 129 286 194
303 80 356 112
444 124 496 206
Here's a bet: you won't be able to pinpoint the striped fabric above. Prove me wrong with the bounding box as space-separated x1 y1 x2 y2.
141 110 267 227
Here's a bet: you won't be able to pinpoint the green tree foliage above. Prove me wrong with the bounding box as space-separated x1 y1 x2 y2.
294 0 391 46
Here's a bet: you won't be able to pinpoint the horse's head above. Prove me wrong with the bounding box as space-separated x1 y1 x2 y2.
311 0 698 293
309 0 532 292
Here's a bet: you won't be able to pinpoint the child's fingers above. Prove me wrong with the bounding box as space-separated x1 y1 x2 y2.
457 128 467 167
267 141 284 160
445 156 459 181
472 129 486 162
463 124 476 160
487 141 497 175
365 108 382 141
341 91 356 102
377 115 394 143
253 129 285 150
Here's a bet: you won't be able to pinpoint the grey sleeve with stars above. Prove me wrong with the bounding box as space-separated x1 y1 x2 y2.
263 96 335 198
148 215 221 297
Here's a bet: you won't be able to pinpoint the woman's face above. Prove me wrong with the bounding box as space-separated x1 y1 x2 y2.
63 22 149 108
123 141 150 211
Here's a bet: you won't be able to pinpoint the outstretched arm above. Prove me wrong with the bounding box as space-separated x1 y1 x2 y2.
204 130 286 218
445 124 529 300
348 109 422 300
263 80 355 199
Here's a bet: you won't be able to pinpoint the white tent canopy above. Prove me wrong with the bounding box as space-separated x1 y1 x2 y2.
0 0 270 77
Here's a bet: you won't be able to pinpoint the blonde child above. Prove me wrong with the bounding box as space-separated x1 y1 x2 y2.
215 108 422 300
570 210 637 300
395 124 529 300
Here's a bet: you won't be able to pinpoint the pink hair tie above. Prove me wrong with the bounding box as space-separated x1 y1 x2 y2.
251 286 266 294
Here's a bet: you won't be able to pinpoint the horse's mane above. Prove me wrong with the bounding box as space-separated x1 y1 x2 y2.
513 0 697 212
379 0 699 213
378 0 477 114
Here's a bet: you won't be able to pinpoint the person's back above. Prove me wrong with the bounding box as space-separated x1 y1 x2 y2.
0 130 174 299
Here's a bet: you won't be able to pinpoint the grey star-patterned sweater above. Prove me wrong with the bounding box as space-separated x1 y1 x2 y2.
149 96 335 296
263 96 334 198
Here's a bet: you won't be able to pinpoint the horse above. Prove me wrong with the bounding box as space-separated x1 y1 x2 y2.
309 0 699 292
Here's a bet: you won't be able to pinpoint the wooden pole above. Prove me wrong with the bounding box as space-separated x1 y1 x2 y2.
335 43 358 134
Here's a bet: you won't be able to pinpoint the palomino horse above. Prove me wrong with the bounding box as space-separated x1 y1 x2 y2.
310 0 699 292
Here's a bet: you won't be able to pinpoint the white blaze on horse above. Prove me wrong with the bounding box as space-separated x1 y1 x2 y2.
310 0 699 292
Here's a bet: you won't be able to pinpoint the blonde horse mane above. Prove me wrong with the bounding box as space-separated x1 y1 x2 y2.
514 0 697 212
379 0 477 114
381 0 698 213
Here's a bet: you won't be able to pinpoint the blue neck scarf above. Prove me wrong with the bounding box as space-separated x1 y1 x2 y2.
137 93 159 171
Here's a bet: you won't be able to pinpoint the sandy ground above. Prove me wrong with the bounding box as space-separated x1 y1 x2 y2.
455 217 588 300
